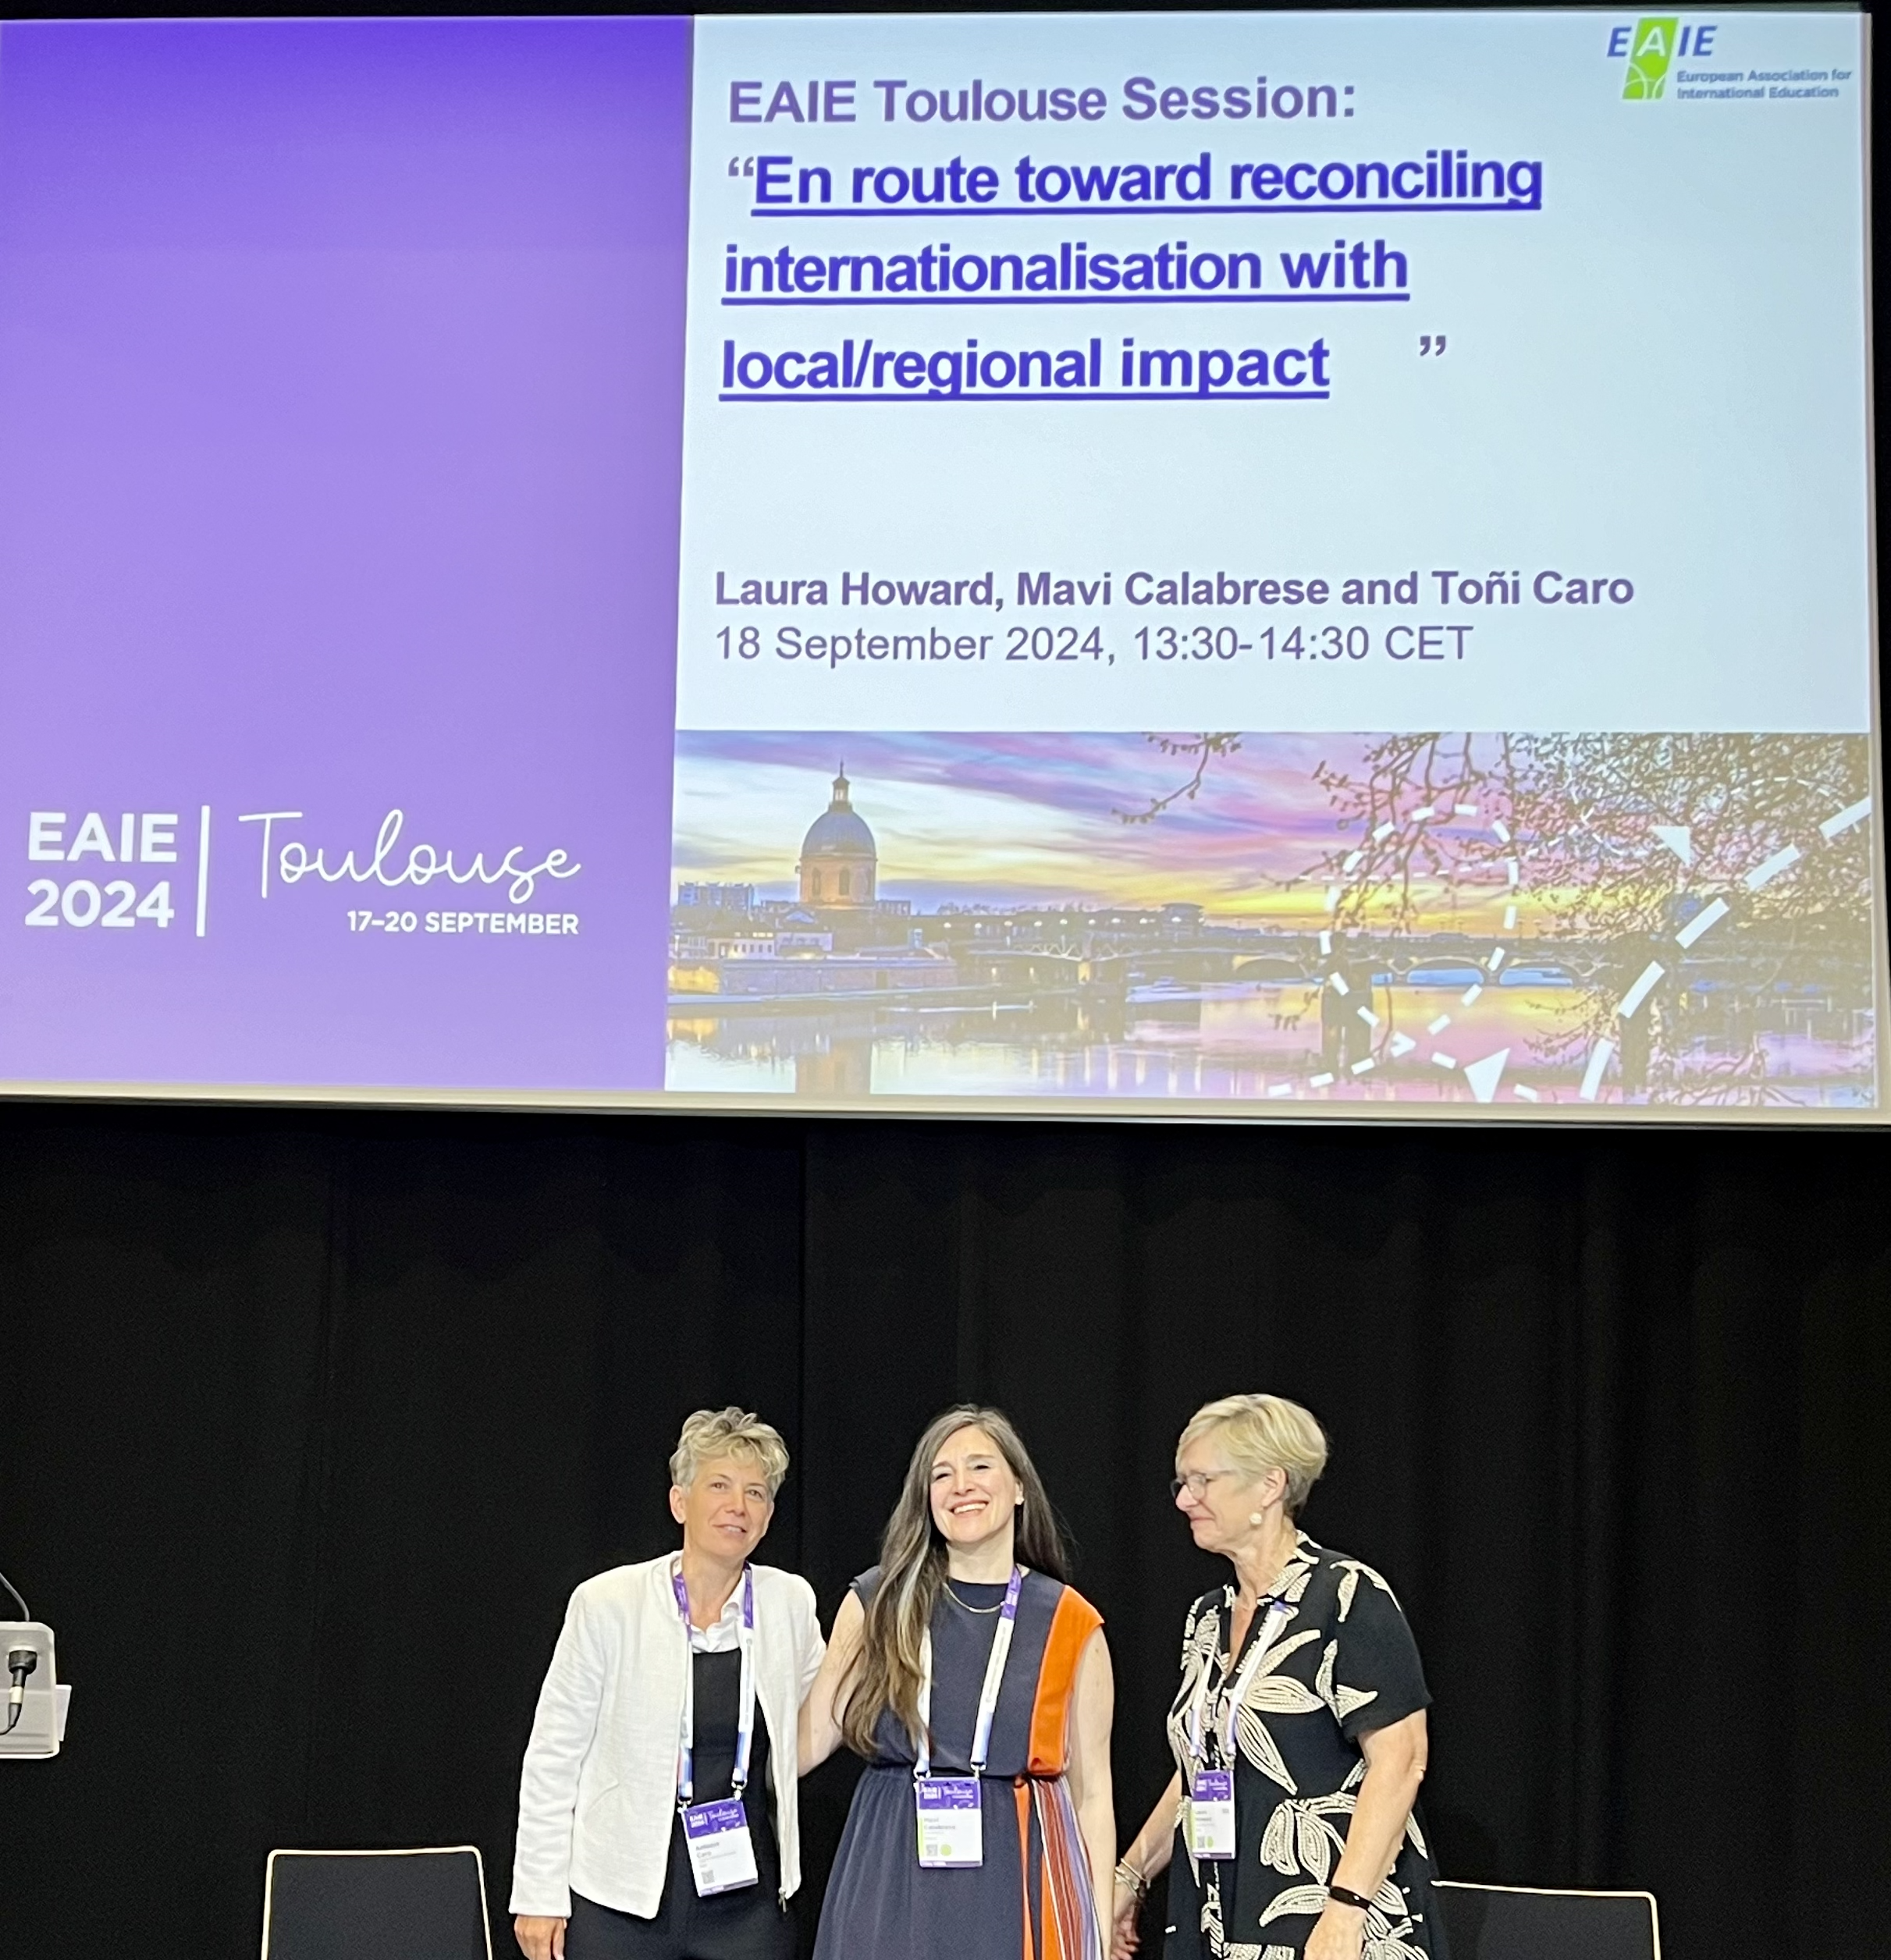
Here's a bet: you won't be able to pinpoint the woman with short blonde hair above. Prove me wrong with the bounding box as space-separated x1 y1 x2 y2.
1174 1393 1330 1518
512 1408 824 1960
1111 1394 1441 1960
670 1407 791 1499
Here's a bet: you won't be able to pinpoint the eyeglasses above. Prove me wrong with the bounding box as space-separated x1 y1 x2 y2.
1169 1470 1234 1500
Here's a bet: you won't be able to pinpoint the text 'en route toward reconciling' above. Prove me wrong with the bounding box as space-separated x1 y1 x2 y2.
745 150 1542 215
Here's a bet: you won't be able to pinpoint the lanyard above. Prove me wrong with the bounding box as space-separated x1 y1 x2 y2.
1187 1592 1292 1768
673 1563 756 1807
915 1566 1024 1779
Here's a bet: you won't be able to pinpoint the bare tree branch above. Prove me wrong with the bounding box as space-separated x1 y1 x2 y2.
1114 733 1245 825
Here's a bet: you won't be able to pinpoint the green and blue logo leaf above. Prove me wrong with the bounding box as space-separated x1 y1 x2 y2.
1623 17 1680 99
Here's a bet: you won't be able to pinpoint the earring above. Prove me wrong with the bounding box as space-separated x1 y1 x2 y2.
1249 1512 1265 1525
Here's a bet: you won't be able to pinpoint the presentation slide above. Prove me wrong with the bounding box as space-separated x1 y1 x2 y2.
0 12 1877 1118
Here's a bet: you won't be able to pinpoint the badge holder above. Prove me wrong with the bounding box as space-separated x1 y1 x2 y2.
683 1795 760 1895
915 1774 983 1868
1185 1768 1235 1859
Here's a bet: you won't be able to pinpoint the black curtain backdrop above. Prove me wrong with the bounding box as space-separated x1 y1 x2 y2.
2 1107 1888 1960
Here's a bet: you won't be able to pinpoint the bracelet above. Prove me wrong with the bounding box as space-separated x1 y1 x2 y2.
1327 1884 1374 1914
1114 1860 1150 1902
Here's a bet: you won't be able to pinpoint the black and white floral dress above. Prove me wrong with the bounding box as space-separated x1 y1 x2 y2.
1161 1533 1445 1960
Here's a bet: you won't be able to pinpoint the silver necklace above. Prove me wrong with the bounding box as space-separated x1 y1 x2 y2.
944 1580 1002 1614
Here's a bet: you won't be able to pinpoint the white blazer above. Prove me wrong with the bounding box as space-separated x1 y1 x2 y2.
510 1557 826 1920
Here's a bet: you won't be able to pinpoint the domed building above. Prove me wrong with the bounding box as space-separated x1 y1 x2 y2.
798 767 877 907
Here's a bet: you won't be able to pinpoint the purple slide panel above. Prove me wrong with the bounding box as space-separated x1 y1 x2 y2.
0 18 692 1094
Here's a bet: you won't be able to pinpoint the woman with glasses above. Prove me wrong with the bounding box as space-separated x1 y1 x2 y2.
800 1404 1116 1960
1111 1395 1441 1960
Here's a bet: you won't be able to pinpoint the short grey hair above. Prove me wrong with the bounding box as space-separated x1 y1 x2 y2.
670 1407 790 1497
1178 1393 1329 1518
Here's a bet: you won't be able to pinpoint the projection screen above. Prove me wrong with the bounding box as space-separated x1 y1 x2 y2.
0 10 1877 1120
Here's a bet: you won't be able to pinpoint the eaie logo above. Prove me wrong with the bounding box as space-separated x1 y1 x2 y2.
1608 18 1718 99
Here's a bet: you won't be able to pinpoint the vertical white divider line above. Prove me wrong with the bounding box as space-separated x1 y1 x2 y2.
195 805 211 936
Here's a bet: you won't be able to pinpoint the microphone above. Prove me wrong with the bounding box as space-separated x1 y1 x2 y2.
2 1567 59 1757
5 1647 36 1736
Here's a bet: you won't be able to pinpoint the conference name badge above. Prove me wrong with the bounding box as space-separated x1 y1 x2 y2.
1186 1770 1236 1859
682 1798 759 1895
915 1777 983 1867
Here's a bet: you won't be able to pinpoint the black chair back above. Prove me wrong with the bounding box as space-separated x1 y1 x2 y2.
261 1848 491 1960
1434 1880 1660 1960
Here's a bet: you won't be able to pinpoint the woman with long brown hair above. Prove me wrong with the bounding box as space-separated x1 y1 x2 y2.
799 1406 1114 1960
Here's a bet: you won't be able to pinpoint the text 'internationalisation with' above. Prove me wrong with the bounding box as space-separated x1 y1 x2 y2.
722 238 1411 307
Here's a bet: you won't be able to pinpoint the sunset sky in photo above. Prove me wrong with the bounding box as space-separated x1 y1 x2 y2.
673 730 1523 928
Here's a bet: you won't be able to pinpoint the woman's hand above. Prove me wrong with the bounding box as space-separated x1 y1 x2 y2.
1111 1768 1180 1960
513 1914 567 1960
1109 1877 1144 1959
1303 1900 1367 1960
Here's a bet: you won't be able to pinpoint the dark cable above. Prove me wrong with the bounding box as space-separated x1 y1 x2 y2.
0 1568 27 1621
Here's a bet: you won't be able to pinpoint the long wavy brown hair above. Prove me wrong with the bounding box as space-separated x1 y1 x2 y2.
839 1404 1072 1756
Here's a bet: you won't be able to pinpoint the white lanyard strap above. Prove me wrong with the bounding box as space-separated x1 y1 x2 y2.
1188 1592 1292 1767
674 1564 756 1807
915 1566 1024 1780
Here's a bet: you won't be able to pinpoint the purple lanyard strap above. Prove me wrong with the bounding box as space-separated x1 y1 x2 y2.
673 1564 756 1806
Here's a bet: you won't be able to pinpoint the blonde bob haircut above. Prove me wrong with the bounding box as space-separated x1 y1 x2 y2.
1179 1394 1329 1519
669 1406 791 1498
